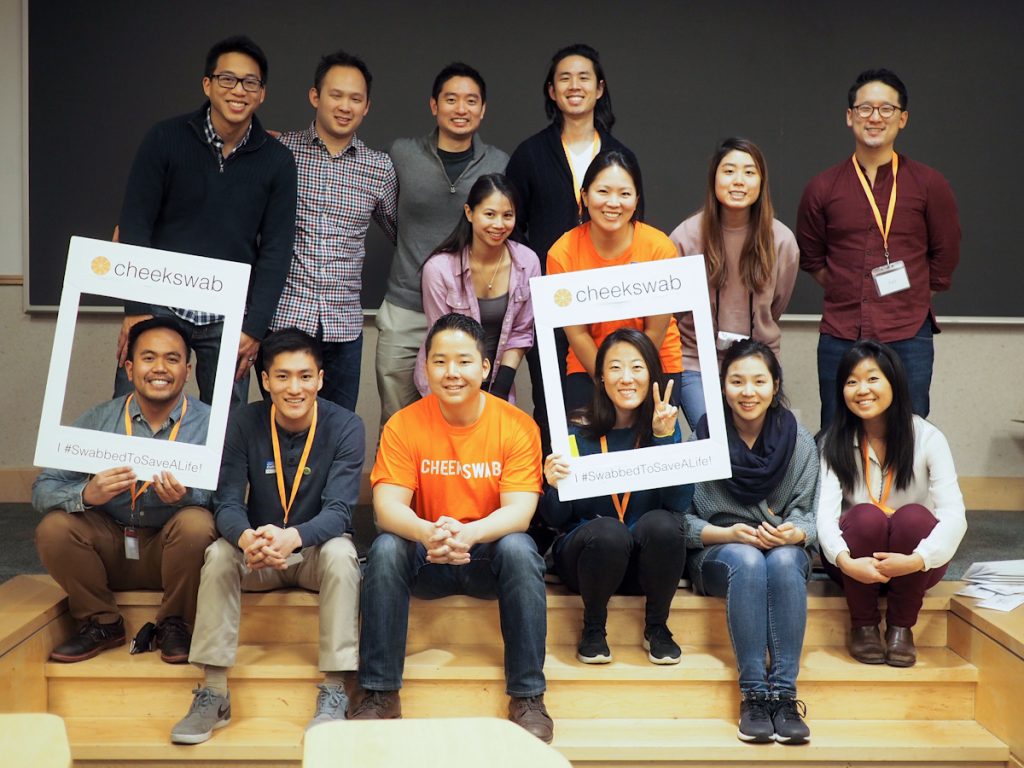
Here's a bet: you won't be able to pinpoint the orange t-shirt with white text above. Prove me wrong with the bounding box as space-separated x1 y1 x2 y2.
371 393 542 523
547 221 683 375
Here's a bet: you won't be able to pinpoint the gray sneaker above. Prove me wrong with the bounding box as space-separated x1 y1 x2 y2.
306 683 349 730
170 686 231 744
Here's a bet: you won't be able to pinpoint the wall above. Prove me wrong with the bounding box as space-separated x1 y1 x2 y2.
2 0 1022 504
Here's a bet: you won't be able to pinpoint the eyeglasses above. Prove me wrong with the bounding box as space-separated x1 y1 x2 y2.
208 73 264 93
852 103 901 119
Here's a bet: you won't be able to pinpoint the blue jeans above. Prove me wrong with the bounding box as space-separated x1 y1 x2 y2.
698 543 810 697
359 532 547 697
677 369 707 431
257 333 363 411
817 319 934 430
114 314 250 410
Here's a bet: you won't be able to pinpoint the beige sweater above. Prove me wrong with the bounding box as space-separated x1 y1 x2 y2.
669 213 799 373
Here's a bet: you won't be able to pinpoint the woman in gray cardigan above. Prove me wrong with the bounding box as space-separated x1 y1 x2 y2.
685 339 818 746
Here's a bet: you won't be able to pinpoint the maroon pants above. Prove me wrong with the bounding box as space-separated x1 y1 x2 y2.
822 503 947 628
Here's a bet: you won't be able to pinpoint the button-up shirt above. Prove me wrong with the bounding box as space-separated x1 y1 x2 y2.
32 394 212 528
797 153 960 342
270 125 398 342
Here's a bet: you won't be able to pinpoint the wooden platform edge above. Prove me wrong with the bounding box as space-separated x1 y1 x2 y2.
3 468 1023 509
0 576 72 713
947 598 1024 763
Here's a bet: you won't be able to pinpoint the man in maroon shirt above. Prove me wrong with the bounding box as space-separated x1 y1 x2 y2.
797 68 960 429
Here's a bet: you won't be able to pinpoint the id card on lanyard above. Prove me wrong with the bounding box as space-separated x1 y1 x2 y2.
122 393 188 558
852 153 910 297
270 402 318 526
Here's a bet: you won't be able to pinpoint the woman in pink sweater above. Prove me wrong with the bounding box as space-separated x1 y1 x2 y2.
670 138 798 429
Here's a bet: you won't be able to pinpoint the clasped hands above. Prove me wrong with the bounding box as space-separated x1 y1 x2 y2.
837 551 924 584
238 524 302 570
728 520 805 549
422 516 479 566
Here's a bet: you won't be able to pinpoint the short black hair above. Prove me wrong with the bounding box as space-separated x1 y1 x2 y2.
425 313 486 359
205 35 269 83
260 328 323 373
127 316 191 361
314 49 372 96
848 68 907 109
431 62 486 103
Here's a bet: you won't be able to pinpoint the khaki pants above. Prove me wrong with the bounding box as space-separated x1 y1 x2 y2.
189 536 360 672
374 299 427 430
35 506 215 626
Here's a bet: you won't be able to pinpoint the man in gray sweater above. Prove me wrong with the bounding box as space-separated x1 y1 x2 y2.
374 62 508 430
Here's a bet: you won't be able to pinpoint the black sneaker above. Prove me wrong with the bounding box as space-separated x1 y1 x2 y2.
772 696 810 744
737 692 774 743
576 624 612 664
643 623 681 665
50 616 126 662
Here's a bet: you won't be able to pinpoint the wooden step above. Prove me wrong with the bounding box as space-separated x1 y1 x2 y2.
62 716 1009 766
45 642 979 721
109 580 958 649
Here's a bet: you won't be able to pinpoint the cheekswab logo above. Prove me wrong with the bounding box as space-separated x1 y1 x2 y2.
554 288 572 307
91 256 111 276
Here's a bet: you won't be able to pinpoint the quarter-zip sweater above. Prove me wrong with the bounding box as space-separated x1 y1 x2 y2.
384 130 508 312
118 103 298 340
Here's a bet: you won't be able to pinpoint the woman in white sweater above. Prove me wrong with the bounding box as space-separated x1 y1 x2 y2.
818 340 966 669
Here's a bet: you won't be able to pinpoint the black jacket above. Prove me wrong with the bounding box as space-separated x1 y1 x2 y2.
505 123 644 270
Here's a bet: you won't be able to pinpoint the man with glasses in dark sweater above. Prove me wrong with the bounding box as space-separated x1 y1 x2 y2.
114 35 297 411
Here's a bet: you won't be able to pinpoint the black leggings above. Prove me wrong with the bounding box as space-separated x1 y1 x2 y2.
555 511 687 627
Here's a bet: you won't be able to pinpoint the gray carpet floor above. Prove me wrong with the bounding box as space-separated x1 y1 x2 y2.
3 503 1020 585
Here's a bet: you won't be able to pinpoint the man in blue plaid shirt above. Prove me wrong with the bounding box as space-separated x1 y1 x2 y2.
269 50 398 411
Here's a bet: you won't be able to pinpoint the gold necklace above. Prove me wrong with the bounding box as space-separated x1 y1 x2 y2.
477 247 507 293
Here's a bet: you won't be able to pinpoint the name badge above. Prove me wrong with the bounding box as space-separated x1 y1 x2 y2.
871 260 910 297
124 528 140 560
265 460 276 474
715 330 748 352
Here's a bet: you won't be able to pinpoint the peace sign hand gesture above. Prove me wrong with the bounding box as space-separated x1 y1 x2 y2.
652 380 678 438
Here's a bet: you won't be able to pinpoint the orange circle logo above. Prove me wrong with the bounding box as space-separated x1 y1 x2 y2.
91 256 111 275
554 289 572 307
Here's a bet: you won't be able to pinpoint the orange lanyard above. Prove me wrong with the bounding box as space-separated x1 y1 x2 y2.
599 435 631 521
562 132 601 219
123 393 187 511
270 402 317 525
861 438 894 515
851 152 899 262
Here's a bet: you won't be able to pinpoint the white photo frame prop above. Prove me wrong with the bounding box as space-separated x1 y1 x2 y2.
34 236 251 490
531 257 730 501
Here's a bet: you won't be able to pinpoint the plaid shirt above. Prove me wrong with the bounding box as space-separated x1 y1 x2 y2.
172 108 254 327
270 124 398 341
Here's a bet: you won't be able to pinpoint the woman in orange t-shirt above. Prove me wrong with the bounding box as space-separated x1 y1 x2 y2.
547 149 683 412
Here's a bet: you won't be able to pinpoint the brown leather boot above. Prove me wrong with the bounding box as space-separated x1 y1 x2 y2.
347 689 401 719
508 694 554 743
848 625 885 664
884 625 917 667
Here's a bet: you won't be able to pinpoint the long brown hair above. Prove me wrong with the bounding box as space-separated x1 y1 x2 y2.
699 137 776 292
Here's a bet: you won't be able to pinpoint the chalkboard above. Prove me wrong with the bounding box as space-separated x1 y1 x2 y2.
27 0 1024 317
